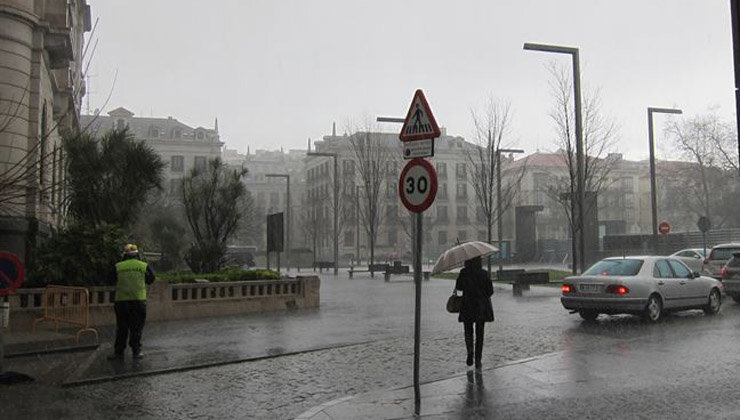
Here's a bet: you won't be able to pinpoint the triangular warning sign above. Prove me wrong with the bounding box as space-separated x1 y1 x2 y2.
399 89 441 142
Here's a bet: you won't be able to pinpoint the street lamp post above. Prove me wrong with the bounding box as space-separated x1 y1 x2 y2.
647 107 682 238
524 42 586 272
355 185 362 265
265 174 290 271
307 152 339 275
496 148 524 275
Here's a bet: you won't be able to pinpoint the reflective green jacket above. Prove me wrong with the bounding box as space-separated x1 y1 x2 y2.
115 259 149 301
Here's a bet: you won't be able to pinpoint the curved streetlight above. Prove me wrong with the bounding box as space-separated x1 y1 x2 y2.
523 42 586 272
647 107 682 238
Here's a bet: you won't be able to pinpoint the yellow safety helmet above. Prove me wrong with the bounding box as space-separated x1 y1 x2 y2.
123 243 139 255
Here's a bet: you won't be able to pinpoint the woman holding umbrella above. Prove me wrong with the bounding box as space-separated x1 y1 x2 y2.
455 256 494 369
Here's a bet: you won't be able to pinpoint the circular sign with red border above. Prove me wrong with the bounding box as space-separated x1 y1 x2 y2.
658 221 671 235
0 251 24 296
398 158 437 213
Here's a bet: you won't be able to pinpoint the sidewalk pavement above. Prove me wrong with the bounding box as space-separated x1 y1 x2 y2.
295 315 740 420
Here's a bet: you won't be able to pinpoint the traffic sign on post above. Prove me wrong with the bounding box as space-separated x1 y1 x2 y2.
0 252 24 297
399 158 438 213
658 221 671 235
697 216 712 233
399 90 441 142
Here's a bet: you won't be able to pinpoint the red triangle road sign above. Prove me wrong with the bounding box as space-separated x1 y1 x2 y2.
399 89 441 142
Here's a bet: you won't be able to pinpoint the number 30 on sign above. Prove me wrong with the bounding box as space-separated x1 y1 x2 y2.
399 158 438 213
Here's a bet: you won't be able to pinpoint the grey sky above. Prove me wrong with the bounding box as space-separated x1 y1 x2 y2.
87 1 734 160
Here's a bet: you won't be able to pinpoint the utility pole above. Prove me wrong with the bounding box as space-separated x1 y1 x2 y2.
496 148 524 275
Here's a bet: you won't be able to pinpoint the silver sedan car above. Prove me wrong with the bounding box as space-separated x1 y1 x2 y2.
561 256 722 322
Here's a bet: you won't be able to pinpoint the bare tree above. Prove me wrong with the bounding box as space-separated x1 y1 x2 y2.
665 112 739 228
466 98 527 274
348 129 392 274
544 63 619 272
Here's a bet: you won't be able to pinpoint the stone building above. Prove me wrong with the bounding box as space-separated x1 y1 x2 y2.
223 146 307 255
0 0 91 261
80 107 223 196
305 128 484 266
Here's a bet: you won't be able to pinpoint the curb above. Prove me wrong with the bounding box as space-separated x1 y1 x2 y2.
62 340 375 388
5 343 100 359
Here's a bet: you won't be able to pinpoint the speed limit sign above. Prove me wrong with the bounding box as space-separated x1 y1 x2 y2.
399 158 438 213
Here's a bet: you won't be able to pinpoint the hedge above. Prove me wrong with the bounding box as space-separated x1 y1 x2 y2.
158 267 280 284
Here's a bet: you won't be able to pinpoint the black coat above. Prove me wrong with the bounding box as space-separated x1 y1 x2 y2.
455 267 494 323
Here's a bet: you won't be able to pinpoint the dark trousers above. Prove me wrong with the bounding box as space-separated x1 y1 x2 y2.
114 301 147 354
464 321 485 361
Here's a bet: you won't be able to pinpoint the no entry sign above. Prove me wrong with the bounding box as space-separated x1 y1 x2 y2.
0 251 24 296
658 221 671 235
399 158 438 213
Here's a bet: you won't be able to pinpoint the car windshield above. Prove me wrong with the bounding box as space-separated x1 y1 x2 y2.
583 259 644 276
728 255 740 268
711 247 740 261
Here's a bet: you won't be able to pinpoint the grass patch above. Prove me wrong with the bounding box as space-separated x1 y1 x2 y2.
159 267 280 284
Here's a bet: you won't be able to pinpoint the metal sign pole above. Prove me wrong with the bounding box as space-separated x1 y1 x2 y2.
413 210 422 415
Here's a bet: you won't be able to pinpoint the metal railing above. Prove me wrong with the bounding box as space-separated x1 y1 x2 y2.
32 285 99 343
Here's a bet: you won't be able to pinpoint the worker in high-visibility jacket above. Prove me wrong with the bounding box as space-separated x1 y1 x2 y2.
108 244 155 361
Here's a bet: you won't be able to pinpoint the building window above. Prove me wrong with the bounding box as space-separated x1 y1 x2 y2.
456 206 468 223
457 230 468 242
196 131 204 140
438 183 448 199
270 192 279 206
436 162 447 178
148 126 159 138
169 178 182 196
386 180 396 198
438 230 448 246
476 208 486 223
456 183 467 199
171 155 184 172
478 230 487 240
194 156 207 171
343 160 355 176
387 229 397 246
344 230 354 247
172 128 182 139
386 205 397 225
456 163 466 180
116 119 125 130
436 206 448 223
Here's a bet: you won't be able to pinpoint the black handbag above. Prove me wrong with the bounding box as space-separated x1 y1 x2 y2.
446 289 462 313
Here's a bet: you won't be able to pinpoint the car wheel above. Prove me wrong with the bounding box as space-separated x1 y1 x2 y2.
731 295 740 304
578 310 599 322
643 294 662 323
703 288 722 315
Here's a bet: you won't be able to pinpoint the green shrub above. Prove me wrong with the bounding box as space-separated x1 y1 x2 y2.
27 224 130 287
159 267 280 284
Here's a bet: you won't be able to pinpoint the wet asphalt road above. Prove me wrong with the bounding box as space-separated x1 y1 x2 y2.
2 271 740 419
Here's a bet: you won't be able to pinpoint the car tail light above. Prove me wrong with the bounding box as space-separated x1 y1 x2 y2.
561 284 573 294
721 266 729 279
606 284 629 295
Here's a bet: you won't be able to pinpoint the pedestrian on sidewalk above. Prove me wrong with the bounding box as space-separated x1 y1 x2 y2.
455 256 494 369
108 244 155 361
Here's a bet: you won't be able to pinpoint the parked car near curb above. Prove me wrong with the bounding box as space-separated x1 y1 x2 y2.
703 243 740 279
720 252 740 302
561 256 722 322
670 248 707 273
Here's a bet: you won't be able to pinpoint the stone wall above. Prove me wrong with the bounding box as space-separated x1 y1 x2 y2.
6 276 320 331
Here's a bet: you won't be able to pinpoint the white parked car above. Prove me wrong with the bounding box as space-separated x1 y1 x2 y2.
670 248 706 273
561 256 722 322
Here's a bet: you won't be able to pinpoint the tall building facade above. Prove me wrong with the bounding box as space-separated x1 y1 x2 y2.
81 107 223 196
0 0 91 261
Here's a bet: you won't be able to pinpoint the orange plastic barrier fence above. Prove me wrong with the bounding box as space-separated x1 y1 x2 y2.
32 285 98 343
